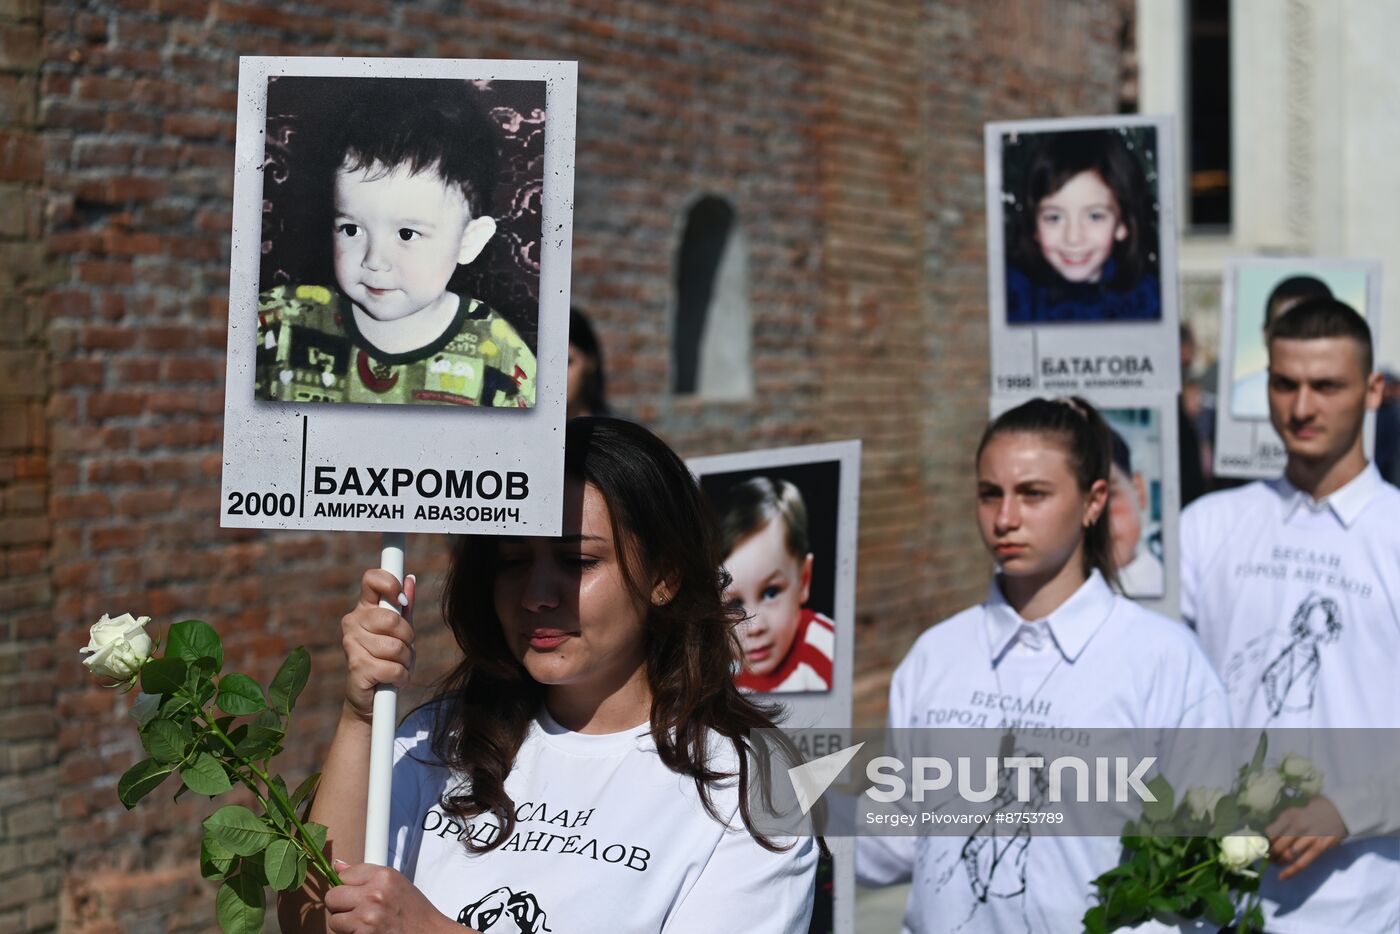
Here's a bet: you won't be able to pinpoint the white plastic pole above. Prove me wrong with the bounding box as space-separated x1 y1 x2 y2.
363 532 405 866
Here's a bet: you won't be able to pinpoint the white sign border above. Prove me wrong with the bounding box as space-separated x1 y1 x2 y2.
1214 256 1383 480
985 113 1182 397
687 439 862 934
220 56 576 535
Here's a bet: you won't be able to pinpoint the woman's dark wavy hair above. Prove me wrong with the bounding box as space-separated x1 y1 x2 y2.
976 396 1120 589
1009 129 1157 291
428 416 790 851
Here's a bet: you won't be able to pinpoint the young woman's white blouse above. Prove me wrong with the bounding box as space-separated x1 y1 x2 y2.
858 570 1231 933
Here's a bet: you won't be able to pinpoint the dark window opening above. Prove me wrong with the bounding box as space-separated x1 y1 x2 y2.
672 196 736 395
1188 0 1231 230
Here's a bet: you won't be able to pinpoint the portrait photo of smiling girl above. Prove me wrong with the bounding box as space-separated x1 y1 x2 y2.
1001 125 1161 325
254 75 545 408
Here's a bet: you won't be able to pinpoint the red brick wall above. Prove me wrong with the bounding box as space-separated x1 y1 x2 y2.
0 0 60 930
0 1 1131 929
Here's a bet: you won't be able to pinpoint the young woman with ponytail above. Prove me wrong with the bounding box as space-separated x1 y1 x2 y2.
857 397 1230 933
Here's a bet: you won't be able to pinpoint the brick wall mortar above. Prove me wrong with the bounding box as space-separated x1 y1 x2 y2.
4 2 1132 929
0 0 60 928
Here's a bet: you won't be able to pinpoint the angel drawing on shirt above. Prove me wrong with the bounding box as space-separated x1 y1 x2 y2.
1261 592 1342 718
457 886 550 933
941 751 1047 932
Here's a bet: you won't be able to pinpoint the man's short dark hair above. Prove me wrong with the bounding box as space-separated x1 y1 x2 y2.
335 79 499 218
1269 297 1374 375
1264 275 1333 330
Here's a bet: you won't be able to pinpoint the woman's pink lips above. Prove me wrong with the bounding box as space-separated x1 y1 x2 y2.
528 629 576 649
994 543 1028 557
745 646 772 663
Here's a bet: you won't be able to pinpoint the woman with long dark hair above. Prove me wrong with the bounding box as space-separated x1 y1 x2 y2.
857 397 1229 932
281 417 815 933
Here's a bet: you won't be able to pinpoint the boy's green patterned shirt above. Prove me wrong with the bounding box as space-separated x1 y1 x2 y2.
254 285 536 408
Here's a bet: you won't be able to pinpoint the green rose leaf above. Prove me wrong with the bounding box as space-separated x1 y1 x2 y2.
1141 775 1175 823
1082 904 1108 934
290 772 320 812
291 850 309 893
1249 731 1268 773
117 757 176 809
215 872 265 934
1204 889 1237 926
141 718 193 764
204 805 280 857
200 833 237 880
302 821 328 857
233 709 285 760
140 657 187 696
129 692 161 728
168 619 224 673
269 647 310 715
262 838 299 892
181 752 234 796
1212 797 1242 838
216 674 266 716
194 674 218 706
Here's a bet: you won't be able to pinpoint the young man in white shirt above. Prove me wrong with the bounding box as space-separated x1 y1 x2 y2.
1182 298 1399 933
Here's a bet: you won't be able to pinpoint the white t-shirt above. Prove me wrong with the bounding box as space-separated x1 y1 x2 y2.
387 706 816 934
857 571 1230 934
1181 464 1400 933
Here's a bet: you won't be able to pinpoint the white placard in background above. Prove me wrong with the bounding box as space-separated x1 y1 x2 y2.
1214 257 1382 479
985 114 1181 397
689 440 862 934
221 56 576 534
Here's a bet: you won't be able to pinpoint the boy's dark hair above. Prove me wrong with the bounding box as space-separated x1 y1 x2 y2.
1009 129 1157 291
335 79 499 218
720 477 810 562
1269 297 1374 375
1263 275 1333 331
977 396 1120 588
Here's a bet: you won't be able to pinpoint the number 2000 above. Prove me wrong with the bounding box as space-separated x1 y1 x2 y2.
227 491 296 517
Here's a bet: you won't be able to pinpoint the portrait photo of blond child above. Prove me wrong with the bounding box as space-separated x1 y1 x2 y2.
701 462 842 695
254 76 544 408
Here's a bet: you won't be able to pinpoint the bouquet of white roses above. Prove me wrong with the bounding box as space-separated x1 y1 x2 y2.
81 613 340 934
1084 734 1321 934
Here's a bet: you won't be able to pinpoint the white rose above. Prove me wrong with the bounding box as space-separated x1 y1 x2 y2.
1218 829 1270 877
1239 770 1285 816
80 613 154 681
1279 754 1324 796
1184 786 1226 821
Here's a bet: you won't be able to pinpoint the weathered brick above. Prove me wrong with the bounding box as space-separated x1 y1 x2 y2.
0 130 39 182
5 4 1139 931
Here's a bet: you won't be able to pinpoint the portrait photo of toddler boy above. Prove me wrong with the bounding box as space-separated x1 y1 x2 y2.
254 75 545 408
699 460 843 696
